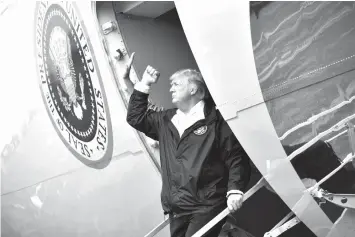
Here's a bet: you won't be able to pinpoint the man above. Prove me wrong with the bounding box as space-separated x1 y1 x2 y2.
125 53 251 237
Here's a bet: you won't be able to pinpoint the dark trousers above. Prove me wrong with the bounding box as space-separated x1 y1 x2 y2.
169 206 227 237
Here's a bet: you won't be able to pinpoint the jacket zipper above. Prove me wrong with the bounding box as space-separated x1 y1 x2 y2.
165 159 172 212
165 122 180 213
166 116 217 212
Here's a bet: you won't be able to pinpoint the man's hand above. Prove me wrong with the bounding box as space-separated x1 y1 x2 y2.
122 52 135 79
227 193 243 213
142 65 160 86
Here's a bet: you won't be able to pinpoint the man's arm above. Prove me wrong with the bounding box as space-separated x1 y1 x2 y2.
127 85 162 141
124 54 162 140
220 121 251 193
219 121 251 212
224 138 251 194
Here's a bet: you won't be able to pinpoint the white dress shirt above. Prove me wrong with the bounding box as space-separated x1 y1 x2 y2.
171 100 205 137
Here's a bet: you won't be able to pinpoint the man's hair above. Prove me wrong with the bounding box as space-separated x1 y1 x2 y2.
170 69 210 100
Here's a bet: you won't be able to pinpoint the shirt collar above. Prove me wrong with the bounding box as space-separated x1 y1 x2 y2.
176 100 205 118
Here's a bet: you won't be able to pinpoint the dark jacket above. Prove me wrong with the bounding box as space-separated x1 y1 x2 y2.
127 89 251 215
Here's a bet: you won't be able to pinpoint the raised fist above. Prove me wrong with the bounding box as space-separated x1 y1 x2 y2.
142 65 160 86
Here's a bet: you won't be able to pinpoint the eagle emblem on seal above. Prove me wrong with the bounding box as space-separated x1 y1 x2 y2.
49 26 87 120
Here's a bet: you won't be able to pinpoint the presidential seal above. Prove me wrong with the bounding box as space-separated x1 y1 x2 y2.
35 2 112 168
194 126 208 136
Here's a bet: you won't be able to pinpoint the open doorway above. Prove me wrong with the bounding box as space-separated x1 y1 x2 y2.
112 2 200 110
95 1 201 171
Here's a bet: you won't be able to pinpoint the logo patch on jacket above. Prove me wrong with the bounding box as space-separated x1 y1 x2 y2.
194 126 208 135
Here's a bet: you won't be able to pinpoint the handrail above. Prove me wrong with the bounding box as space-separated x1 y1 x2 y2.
191 115 355 237
286 114 355 161
265 118 355 237
279 95 355 140
326 128 347 143
264 216 300 237
264 152 355 237
191 178 266 237
144 218 170 237
270 212 294 232
144 114 355 237
143 176 266 237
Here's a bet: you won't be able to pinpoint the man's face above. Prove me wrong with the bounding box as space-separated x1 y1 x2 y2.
169 76 192 105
